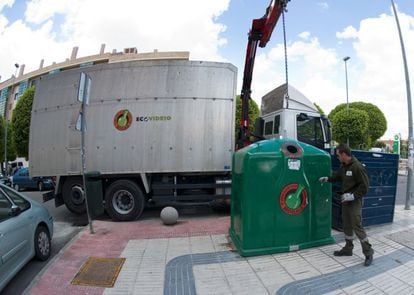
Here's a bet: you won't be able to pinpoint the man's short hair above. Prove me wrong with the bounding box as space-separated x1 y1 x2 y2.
336 143 352 156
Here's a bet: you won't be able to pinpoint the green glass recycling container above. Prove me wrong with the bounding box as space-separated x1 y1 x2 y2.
229 139 334 256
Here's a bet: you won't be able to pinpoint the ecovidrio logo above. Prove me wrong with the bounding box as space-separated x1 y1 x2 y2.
114 109 133 131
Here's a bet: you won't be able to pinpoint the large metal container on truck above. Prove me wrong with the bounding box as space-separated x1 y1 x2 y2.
230 139 334 257
29 59 237 221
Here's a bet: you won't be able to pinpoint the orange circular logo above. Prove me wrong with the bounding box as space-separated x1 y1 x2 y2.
114 109 133 131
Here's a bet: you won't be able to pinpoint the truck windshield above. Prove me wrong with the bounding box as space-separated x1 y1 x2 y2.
296 116 324 148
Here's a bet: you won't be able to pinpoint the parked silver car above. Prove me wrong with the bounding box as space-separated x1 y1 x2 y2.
0 184 53 291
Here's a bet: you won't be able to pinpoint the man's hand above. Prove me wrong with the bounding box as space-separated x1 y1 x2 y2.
319 176 329 183
341 193 355 202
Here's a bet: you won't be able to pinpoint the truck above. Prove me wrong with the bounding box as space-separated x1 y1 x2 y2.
29 0 294 221
255 83 331 149
29 60 333 222
29 59 237 221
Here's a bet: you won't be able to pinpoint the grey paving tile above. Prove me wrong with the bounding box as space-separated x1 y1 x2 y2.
103 205 414 295
343 281 384 294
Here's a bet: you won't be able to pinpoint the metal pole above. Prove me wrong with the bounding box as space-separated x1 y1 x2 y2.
391 0 413 210
4 64 19 176
80 76 94 234
343 56 350 146
3 116 7 176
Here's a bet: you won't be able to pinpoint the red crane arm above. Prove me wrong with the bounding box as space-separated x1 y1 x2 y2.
237 0 289 149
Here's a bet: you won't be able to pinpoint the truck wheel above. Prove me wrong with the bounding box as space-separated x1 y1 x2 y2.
62 177 86 215
105 180 145 221
210 199 230 212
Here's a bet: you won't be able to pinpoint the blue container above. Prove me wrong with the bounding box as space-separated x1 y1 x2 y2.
329 149 399 230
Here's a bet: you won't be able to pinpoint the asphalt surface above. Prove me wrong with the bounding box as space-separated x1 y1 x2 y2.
0 191 84 295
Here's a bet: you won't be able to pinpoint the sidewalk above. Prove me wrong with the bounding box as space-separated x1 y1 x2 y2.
27 206 414 295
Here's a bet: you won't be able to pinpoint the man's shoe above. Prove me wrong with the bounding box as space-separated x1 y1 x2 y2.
364 253 373 266
333 249 353 256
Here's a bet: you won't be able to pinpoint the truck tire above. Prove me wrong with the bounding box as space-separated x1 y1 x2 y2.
62 177 86 215
105 180 145 221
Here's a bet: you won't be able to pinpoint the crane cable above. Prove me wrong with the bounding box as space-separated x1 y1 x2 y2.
282 7 289 105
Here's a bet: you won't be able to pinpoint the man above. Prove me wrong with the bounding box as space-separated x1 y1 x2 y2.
319 143 374 266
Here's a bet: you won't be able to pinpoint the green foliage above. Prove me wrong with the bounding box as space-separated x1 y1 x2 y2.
11 86 35 159
328 101 387 148
0 116 4 164
235 95 260 139
0 116 16 169
400 141 408 159
6 122 16 161
313 103 325 115
328 103 347 122
331 108 369 149
373 141 386 148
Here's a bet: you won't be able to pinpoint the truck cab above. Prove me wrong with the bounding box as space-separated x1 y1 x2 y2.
255 84 331 149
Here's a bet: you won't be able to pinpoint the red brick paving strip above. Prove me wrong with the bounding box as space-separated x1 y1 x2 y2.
28 216 230 295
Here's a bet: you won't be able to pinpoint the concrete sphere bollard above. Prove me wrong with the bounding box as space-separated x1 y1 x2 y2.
160 206 179 225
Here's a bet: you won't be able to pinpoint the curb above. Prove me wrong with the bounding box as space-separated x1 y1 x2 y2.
23 225 86 294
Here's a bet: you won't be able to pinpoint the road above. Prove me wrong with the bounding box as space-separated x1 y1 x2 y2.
0 174 411 294
0 190 87 295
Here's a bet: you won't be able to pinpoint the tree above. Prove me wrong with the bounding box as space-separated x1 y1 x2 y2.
0 116 17 173
401 141 408 159
373 141 386 149
314 103 325 116
0 116 4 165
331 108 369 149
235 95 260 140
6 122 16 161
328 102 387 148
11 86 35 159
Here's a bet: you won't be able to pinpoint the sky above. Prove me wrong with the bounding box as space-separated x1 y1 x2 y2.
0 0 413 140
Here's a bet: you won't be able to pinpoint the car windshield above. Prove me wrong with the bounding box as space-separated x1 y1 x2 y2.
296 115 325 148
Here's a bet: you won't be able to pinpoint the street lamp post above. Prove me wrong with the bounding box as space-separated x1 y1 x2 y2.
390 0 413 210
4 63 19 176
343 56 350 146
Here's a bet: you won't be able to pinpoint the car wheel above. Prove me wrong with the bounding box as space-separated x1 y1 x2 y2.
62 177 86 215
14 183 20 191
34 225 51 261
105 180 145 221
38 181 44 191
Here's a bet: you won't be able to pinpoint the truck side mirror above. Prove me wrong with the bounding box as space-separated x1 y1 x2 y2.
321 116 332 144
252 117 265 141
